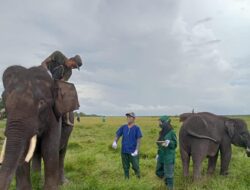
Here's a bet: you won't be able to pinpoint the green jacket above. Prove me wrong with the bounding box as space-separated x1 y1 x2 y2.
157 130 177 164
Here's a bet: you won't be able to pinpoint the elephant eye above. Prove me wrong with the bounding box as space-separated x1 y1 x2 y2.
38 99 47 110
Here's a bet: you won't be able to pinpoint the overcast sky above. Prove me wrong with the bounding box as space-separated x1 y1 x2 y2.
1 0 250 116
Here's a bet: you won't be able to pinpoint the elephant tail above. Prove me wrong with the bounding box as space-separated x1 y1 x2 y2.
187 130 218 143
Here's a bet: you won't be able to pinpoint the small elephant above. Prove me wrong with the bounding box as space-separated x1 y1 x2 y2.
179 112 250 180
0 65 79 190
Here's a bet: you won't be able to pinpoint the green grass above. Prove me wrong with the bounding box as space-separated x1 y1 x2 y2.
0 116 250 190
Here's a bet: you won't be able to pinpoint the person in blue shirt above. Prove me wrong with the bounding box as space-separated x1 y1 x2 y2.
112 112 143 179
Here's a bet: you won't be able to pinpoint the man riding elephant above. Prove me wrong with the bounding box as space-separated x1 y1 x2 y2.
41 50 82 81
41 50 83 126
32 51 83 184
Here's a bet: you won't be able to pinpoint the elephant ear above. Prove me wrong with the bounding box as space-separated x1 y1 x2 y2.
185 115 220 143
53 80 80 117
225 120 235 138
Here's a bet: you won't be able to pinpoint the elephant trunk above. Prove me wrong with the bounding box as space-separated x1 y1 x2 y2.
0 133 37 189
0 136 37 164
0 135 25 190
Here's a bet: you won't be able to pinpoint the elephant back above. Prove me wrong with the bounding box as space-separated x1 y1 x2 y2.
179 112 194 122
183 114 223 143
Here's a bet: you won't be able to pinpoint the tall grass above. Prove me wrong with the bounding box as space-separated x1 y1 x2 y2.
0 116 249 190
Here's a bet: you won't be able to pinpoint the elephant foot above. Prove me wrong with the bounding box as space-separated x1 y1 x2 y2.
44 185 58 190
207 172 213 176
183 172 189 177
220 171 229 176
193 175 201 181
16 185 32 190
207 169 215 175
59 176 70 185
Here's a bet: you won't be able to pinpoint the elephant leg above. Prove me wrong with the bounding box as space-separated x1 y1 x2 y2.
180 147 190 177
32 152 41 172
59 146 67 185
42 117 61 190
32 141 42 173
59 124 73 185
220 142 232 175
192 156 203 181
191 144 207 181
207 152 219 175
16 162 32 190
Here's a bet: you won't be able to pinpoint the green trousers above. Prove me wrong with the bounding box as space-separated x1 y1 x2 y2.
121 153 140 179
155 161 174 190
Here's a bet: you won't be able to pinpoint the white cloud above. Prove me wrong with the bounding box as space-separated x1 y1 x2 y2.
0 0 250 115
75 83 104 100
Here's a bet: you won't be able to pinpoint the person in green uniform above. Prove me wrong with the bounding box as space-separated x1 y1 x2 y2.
41 50 83 126
41 50 82 81
155 115 177 190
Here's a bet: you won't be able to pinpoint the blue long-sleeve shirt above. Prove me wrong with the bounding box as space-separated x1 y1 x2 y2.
116 124 142 153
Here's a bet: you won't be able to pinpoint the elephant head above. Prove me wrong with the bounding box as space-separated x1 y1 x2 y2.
225 119 250 157
0 65 79 189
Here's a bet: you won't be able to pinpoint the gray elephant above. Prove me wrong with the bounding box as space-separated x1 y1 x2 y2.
179 112 250 180
0 65 79 190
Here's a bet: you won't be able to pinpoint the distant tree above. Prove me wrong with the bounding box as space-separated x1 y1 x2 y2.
79 112 86 117
73 111 101 117
74 112 86 117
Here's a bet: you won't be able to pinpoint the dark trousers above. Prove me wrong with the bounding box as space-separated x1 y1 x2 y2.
121 153 140 179
156 161 174 190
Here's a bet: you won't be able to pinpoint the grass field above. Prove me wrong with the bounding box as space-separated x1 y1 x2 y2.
0 116 249 190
